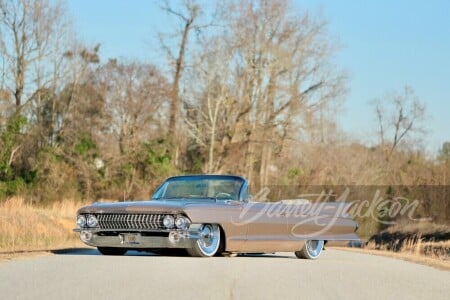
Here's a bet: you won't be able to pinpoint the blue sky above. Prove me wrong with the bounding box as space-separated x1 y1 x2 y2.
66 0 450 154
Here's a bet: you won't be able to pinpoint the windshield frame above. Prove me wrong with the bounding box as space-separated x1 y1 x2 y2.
151 175 248 202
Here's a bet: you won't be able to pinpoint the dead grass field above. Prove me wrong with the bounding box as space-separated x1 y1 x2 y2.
0 197 87 253
362 237 449 271
334 221 450 271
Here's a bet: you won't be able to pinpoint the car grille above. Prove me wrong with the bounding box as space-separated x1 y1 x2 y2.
97 214 165 230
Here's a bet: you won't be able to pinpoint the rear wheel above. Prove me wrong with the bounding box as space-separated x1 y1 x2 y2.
295 240 324 259
187 224 221 257
97 247 128 256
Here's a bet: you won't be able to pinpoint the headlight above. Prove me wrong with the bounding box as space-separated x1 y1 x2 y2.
77 215 86 227
86 215 98 227
175 216 190 229
163 215 175 228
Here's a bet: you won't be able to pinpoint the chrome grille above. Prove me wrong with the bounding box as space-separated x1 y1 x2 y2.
97 214 165 230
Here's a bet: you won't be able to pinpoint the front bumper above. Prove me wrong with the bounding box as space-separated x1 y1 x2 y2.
73 224 203 249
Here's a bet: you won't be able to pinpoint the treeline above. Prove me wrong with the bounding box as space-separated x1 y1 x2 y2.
0 0 448 226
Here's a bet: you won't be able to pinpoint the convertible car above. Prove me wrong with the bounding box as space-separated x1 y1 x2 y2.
74 175 359 258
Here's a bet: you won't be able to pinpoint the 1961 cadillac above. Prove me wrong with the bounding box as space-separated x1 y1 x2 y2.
74 175 359 258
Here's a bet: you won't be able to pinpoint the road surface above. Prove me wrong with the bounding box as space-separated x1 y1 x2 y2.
0 248 448 300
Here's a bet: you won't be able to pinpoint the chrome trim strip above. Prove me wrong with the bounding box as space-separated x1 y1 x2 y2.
73 228 171 233
73 224 203 233
77 224 204 249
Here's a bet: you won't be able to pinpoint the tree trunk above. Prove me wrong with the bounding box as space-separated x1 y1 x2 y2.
168 19 193 135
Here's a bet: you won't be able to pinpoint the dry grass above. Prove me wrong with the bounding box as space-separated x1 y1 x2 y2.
335 224 450 271
365 234 449 259
365 221 450 260
0 197 88 253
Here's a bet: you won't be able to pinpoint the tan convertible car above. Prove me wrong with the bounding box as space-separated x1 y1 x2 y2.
74 175 359 258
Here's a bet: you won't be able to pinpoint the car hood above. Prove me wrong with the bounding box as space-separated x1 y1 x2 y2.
77 199 216 214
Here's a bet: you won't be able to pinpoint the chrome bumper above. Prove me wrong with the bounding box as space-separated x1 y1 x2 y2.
73 224 203 249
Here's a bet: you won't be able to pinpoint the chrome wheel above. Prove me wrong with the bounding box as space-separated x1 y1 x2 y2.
197 224 220 256
187 224 221 257
305 240 324 258
295 240 324 259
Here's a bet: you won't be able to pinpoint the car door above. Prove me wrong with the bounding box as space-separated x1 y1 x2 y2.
238 201 297 252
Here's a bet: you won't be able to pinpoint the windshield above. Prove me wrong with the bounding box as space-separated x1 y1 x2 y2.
152 176 244 200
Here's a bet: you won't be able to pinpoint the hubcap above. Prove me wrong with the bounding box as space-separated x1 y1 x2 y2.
197 224 220 256
305 240 324 258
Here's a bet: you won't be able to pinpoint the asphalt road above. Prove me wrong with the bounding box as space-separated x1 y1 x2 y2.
0 248 448 300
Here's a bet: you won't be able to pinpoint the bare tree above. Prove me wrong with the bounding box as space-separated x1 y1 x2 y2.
206 0 346 186
372 86 426 159
93 60 170 199
0 0 69 112
98 60 169 154
159 0 201 136
172 0 346 185
184 37 233 173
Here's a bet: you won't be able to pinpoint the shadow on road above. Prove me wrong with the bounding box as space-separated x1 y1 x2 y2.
51 248 158 256
239 253 293 259
51 248 294 259
51 248 100 256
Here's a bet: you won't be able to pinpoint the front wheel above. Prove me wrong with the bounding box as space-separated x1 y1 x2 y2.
295 240 324 259
187 224 221 257
97 247 128 256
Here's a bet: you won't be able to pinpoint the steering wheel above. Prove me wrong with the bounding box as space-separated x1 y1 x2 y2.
215 192 233 199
